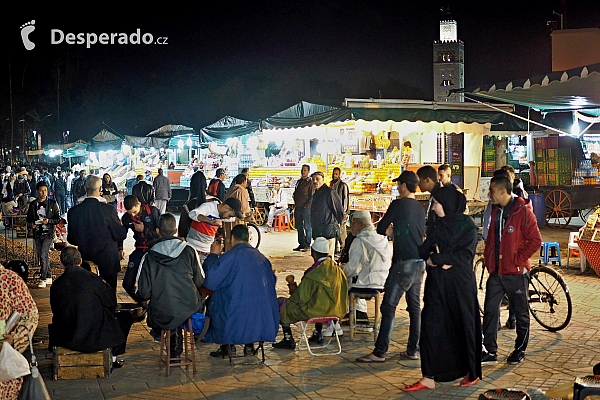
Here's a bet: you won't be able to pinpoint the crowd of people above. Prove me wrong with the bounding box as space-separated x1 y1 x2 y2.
1 159 548 398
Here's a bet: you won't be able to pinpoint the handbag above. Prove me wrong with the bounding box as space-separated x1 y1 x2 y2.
18 327 51 400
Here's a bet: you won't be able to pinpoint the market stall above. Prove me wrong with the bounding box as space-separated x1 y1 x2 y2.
467 63 600 229
576 209 600 276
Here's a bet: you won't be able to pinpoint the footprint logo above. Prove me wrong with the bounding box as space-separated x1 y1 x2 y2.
20 20 35 50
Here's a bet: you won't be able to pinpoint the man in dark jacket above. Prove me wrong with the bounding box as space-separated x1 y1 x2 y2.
27 180 61 288
330 167 349 254
137 213 205 358
13 173 31 201
71 170 87 204
310 171 343 256
53 170 68 215
207 168 226 201
132 174 155 207
49 246 132 367
67 175 127 290
292 164 314 252
119 195 160 304
482 175 542 365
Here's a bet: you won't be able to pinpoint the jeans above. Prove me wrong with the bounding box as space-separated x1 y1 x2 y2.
66 191 72 209
55 192 66 215
482 272 530 355
34 235 53 279
294 206 312 248
373 260 425 358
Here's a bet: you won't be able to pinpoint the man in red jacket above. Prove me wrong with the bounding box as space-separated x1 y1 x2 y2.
482 175 542 365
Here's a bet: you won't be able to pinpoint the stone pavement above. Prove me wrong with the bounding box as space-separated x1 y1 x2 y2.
23 225 600 400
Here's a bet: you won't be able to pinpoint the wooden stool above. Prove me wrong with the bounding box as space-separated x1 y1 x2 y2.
159 318 196 377
299 317 342 356
348 289 383 341
52 347 111 380
273 213 291 232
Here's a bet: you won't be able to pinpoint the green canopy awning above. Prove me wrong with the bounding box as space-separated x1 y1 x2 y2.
261 101 352 129
349 107 527 131
89 129 124 152
468 63 600 116
200 116 259 141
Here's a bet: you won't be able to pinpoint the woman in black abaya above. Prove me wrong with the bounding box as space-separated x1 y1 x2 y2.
403 185 481 392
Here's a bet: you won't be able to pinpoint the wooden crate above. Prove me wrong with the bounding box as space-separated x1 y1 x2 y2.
547 174 559 186
534 137 545 150
53 347 111 380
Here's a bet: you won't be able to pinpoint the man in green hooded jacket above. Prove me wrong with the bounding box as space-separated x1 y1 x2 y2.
273 237 348 350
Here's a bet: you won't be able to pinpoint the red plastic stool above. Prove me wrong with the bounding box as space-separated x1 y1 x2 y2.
117 197 125 213
273 213 290 232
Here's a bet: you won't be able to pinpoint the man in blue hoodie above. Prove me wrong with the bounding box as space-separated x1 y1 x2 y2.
202 224 279 358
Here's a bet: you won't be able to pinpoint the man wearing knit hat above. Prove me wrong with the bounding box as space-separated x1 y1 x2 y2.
273 237 348 350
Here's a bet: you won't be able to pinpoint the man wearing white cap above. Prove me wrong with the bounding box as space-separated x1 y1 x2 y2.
273 237 348 350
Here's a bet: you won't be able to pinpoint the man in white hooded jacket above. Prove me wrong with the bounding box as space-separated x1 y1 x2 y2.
326 210 392 336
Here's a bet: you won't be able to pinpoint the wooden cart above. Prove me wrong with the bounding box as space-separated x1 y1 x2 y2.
533 185 600 228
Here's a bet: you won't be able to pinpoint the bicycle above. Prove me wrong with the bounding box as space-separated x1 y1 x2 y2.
215 220 262 250
473 243 572 332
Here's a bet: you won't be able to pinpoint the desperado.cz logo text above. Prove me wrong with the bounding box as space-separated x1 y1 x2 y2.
51 28 168 48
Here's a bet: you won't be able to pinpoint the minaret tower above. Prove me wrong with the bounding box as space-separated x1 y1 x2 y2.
433 7 464 102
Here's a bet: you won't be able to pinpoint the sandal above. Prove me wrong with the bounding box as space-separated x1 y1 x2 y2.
399 351 419 360
355 354 385 363
402 381 432 391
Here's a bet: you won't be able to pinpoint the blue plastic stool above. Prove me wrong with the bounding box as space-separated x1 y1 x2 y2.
539 242 561 266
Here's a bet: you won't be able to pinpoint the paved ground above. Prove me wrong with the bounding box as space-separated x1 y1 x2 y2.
13 220 600 400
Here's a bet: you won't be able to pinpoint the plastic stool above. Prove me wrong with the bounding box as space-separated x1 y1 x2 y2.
273 213 291 232
117 197 125 213
299 317 342 356
159 318 196 377
573 376 600 400
348 288 383 341
539 242 561 266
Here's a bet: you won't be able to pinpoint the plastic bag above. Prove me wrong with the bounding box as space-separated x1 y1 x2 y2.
0 342 31 381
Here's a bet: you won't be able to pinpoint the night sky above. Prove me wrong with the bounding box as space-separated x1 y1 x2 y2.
1 1 599 146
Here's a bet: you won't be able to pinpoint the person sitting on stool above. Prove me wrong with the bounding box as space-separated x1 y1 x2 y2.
272 237 348 350
265 183 288 233
49 246 132 369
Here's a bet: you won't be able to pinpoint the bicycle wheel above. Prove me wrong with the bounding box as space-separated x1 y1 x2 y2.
472 256 488 315
254 205 267 226
528 265 572 332
247 222 261 249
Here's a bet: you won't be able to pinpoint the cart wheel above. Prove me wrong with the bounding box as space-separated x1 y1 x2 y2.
545 189 573 229
579 207 598 223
